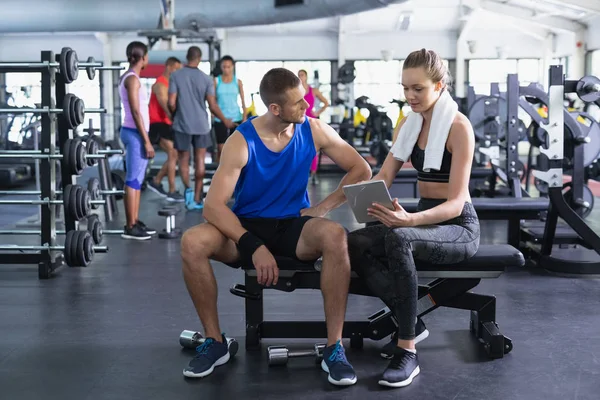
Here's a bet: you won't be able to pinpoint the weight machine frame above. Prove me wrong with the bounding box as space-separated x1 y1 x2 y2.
529 65 600 275
0 51 63 278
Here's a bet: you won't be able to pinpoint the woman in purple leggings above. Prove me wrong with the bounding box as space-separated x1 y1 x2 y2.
118 41 156 240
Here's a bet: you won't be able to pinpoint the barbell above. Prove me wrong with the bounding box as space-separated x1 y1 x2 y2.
0 137 122 175
0 184 104 221
576 75 600 103
0 230 106 267
0 47 124 84
0 94 104 129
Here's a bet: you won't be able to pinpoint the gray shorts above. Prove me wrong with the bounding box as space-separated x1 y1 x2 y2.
173 131 213 152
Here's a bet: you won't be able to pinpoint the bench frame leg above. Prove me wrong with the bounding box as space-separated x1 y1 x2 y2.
240 274 512 358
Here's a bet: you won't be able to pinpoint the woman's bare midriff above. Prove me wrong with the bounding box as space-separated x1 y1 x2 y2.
417 181 472 203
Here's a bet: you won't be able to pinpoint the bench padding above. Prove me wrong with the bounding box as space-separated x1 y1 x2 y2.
226 244 524 273
399 197 549 213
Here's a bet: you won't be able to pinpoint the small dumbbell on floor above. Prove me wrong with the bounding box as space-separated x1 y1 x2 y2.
158 206 182 239
267 343 326 366
179 330 239 357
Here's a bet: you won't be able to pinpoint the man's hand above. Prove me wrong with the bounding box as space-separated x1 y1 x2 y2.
300 204 328 218
252 245 279 286
367 198 414 228
144 141 155 159
224 119 237 129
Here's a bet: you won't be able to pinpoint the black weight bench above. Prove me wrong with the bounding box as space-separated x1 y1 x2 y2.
229 244 524 359
391 197 549 248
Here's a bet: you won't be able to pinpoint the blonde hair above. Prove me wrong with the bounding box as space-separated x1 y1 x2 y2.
403 48 452 89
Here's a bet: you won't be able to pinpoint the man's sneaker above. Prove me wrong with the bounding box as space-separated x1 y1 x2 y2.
166 191 185 202
184 188 194 205
320 340 357 386
136 220 156 235
378 347 420 388
380 318 429 359
146 179 167 197
121 224 152 241
183 335 230 378
186 200 204 211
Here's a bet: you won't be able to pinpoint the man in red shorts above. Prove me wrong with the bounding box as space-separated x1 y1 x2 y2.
146 56 184 202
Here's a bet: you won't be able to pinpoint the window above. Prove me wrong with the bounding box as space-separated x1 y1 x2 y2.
353 60 404 124
69 73 101 136
234 61 332 118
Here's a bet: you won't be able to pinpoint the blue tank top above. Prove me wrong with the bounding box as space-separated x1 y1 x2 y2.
231 117 316 219
215 75 243 122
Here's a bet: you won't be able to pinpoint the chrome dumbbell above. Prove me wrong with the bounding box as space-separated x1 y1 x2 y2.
267 343 326 366
179 330 239 357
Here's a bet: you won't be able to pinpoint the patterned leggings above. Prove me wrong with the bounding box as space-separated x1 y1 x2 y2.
347 199 480 340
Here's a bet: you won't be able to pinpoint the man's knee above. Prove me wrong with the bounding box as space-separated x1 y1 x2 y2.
181 224 221 265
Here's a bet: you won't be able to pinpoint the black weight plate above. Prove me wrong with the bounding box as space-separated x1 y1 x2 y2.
563 182 594 219
87 215 103 245
62 93 75 129
86 138 99 167
517 119 527 141
576 75 600 103
80 186 91 219
87 177 100 209
59 47 72 83
64 230 75 267
75 230 87 267
72 138 86 175
74 97 85 127
86 57 96 81
66 138 80 175
71 185 83 221
62 138 74 175
81 232 94 267
468 96 507 141
69 94 79 129
62 184 73 220
66 49 79 84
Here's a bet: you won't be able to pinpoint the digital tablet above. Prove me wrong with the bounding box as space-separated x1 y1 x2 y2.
343 180 394 223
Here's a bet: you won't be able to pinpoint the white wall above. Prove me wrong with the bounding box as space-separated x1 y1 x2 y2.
587 16 600 51
0 34 103 62
0 27 583 64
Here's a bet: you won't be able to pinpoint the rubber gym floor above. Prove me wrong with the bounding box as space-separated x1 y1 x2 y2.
1 174 599 400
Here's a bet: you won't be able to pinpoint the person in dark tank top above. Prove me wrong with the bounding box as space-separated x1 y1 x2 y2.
178 67 372 386
347 49 480 389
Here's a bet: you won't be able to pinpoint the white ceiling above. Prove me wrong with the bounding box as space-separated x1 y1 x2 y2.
227 0 599 36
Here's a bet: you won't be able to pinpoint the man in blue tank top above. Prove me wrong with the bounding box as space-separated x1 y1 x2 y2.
180 68 372 386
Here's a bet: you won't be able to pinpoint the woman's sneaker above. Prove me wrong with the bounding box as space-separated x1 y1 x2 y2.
136 220 156 235
183 335 230 378
321 341 357 386
378 347 420 388
380 318 429 359
121 224 152 241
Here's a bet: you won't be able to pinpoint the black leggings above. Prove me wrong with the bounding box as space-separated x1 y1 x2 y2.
347 199 480 340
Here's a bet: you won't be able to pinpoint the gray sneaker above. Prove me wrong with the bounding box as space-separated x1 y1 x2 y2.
146 180 167 197
166 191 185 202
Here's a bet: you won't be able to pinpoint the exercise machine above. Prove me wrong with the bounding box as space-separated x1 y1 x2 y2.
522 68 600 275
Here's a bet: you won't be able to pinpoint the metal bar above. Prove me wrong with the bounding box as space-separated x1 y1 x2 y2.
0 62 57 68
0 190 122 196
0 107 106 114
78 64 124 70
0 199 104 205
0 229 123 235
39 50 57 280
0 245 108 251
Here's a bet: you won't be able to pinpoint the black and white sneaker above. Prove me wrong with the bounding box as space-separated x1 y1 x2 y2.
121 224 152 241
380 318 429 359
378 347 420 388
146 179 167 197
166 191 185 202
136 220 156 235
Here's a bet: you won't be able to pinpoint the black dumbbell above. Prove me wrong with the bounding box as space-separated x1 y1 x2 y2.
267 343 326 366
179 330 239 357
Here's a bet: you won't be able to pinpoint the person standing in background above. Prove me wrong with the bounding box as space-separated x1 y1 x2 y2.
118 41 156 240
213 55 247 163
168 46 235 211
147 56 184 202
298 69 329 184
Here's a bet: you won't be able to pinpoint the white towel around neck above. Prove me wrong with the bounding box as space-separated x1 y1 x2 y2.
389 89 458 172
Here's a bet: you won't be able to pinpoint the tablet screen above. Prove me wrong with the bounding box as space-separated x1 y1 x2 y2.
343 180 394 223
